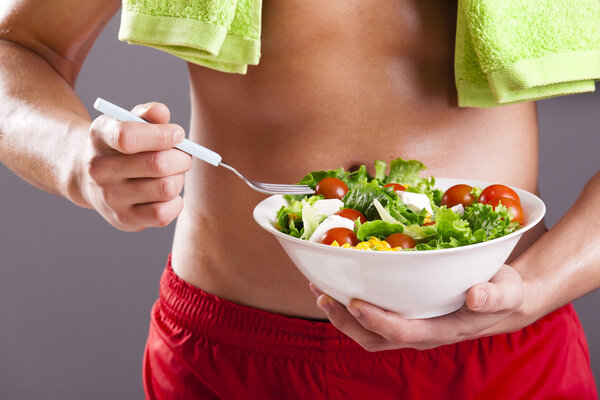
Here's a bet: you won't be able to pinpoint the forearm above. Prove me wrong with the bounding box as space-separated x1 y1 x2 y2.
0 39 91 207
515 170 600 319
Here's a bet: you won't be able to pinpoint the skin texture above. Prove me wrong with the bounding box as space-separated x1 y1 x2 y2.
1 0 599 352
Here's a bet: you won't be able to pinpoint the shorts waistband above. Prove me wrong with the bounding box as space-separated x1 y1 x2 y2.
156 255 578 362
157 256 374 360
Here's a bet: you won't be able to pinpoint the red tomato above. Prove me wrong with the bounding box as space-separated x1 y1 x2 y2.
315 178 349 199
383 183 406 192
488 197 524 224
479 184 520 204
423 221 436 226
335 208 367 224
384 233 417 249
320 228 359 246
441 184 475 208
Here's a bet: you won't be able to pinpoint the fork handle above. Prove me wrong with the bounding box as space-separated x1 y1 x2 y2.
93 98 222 166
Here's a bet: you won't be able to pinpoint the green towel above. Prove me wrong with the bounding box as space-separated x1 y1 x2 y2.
119 1 600 107
118 0 262 74
455 0 600 107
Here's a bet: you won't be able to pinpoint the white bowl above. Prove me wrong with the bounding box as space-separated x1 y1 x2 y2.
253 178 545 319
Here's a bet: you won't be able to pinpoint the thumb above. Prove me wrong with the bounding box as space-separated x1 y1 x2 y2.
131 102 171 124
465 264 524 313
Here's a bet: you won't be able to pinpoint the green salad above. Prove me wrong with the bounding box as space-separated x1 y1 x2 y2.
275 158 524 251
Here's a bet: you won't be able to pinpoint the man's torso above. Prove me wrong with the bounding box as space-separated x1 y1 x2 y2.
171 0 543 318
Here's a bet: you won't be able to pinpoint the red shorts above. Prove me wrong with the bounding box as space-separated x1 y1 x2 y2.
143 257 597 399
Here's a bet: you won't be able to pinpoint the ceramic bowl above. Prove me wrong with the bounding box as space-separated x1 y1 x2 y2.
253 178 545 319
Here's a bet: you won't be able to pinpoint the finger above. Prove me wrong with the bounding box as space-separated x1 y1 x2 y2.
309 282 323 297
93 177 183 216
345 299 432 346
346 299 478 349
122 175 185 205
316 294 388 352
90 114 185 154
131 102 171 124
88 149 192 181
465 265 524 313
345 267 525 349
129 196 184 228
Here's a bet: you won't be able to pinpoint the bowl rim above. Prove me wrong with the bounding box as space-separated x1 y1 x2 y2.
253 177 546 256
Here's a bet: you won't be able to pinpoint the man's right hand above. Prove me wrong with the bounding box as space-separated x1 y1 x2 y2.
80 102 192 231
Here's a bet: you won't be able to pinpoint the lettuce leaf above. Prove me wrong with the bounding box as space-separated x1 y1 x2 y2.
387 196 421 225
276 200 303 237
385 158 426 186
344 165 372 192
296 167 348 188
410 176 444 206
403 224 437 241
434 207 473 244
463 202 518 241
374 160 387 181
276 195 322 238
470 186 483 200
415 237 465 250
373 198 399 224
343 180 394 220
413 203 519 250
300 200 323 240
356 220 404 241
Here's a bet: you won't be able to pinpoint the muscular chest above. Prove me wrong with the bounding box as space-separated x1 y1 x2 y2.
190 0 459 134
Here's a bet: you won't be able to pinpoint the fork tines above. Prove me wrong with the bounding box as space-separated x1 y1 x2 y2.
251 182 314 195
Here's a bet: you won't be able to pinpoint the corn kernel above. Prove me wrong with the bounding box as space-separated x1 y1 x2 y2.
392 247 404 251
356 242 371 250
330 240 340 247
341 243 353 248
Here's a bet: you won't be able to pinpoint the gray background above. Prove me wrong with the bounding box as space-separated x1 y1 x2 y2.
1 12 599 400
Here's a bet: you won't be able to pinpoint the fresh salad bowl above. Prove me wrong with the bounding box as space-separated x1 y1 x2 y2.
253 175 545 319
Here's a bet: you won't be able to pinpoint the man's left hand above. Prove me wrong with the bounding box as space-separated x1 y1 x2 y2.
310 264 532 351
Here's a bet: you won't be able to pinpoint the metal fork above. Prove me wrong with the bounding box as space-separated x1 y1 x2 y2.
93 98 315 195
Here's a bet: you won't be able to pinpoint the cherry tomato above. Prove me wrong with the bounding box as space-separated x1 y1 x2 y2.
479 184 520 204
488 197 524 224
320 228 359 246
315 177 349 199
335 208 367 224
441 184 475 208
384 233 417 249
383 183 406 192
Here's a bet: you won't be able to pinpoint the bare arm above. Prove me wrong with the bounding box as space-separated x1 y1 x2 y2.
516 170 600 319
0 0 119 204
0 0 192 231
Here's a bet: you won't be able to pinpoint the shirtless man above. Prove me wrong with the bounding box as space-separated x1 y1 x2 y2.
1 0 599 398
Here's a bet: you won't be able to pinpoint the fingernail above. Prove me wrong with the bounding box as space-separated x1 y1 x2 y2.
173 128 184 143
474 289 488 309
134 103 151 114
348 306 361 319
317 295 332 314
